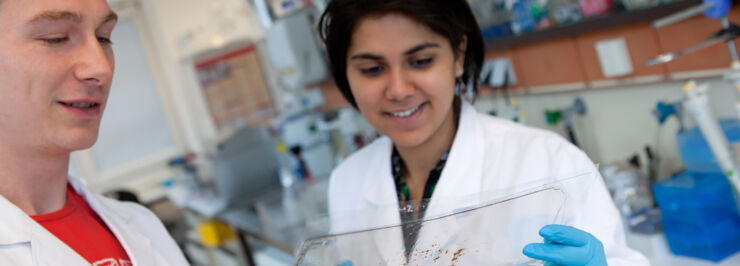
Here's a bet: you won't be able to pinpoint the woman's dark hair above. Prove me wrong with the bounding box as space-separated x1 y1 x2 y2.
318 0 484 108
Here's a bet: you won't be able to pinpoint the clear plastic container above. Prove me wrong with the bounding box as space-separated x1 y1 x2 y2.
296 172 596 265
548 0 584 25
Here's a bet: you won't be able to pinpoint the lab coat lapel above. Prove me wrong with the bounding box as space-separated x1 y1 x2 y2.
360 137 406 263
0 188 89 265
414 101 486 255
31 227 90 265
426 101 486 216
69 178 158 266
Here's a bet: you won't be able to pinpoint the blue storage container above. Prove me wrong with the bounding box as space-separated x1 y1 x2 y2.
661 216 740 262
653 172 740 262
677 120 740 173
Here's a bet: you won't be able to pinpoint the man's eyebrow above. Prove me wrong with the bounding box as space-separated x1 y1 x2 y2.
27 11 82 24
102 11 118 24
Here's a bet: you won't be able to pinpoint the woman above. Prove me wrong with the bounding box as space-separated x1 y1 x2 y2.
318 0 648 265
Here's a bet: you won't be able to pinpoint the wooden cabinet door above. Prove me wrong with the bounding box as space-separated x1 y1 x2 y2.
513 38 587 88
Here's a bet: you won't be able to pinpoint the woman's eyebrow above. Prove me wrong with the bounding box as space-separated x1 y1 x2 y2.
350 53 384 61
349 42 440 61
403 42 439 55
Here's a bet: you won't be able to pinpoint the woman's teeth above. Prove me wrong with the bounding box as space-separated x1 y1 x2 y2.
391 104 421 118
63 102 97 108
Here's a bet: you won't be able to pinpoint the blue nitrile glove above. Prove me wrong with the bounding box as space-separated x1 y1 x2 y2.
336 261 353 266
704 0 732 19
522 224 607 266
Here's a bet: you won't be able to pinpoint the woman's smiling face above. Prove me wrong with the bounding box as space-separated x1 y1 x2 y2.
346 13 463 149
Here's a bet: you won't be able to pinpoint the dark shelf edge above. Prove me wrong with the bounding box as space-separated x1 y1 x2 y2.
485 0 702 51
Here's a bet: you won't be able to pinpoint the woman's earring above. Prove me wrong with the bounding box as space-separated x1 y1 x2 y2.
454 77 464 96
465 76 475 99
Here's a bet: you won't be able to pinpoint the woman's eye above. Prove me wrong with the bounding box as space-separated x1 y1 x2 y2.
410 58 433 68
41 37 69 45
360 65 384 76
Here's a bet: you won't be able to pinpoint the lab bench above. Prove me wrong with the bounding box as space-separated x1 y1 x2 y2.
181 177 330 265
179 175 740 265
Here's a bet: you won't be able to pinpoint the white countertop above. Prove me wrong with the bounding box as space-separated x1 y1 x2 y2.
625 229 740 266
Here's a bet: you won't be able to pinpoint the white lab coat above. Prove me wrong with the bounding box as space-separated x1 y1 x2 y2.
327 100 649 265
0 177 189 266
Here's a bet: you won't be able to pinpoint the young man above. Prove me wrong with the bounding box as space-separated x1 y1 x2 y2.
0 0 189 265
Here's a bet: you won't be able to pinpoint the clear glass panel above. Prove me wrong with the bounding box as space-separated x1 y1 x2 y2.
296 172 594 266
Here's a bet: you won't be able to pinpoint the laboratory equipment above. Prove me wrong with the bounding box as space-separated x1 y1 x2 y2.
601 163 655 218
295 172 596 265
677 119 740 173
548 0 584 25
274 112 335 180
647 24 740 66
264 7 329 91
480 57 526 123
470 0 514 39
511 0 538 34
601 155 663 235
209 126 282 207
579 0 612 17
648 0 739 69
653 100 686 131
647 1 740 201
621 0 660 11
653 172 740 262
682 82 740 200
479 58 518 88
545 98 587 147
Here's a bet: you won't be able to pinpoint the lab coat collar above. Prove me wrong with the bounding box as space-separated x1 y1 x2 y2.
356 137 406 261
361 101 485 208
412 100 485 257
68 177 158 266
426 100 486 216
361 137 396 208
0 191 33 246
0 177 158 265
0 178 90 265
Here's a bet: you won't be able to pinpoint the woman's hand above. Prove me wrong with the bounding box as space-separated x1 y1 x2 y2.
522 224 607 266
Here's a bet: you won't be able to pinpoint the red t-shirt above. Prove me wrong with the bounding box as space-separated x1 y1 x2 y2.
31 185 132 266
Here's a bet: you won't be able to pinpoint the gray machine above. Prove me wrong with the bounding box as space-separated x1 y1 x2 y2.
210 126 282 207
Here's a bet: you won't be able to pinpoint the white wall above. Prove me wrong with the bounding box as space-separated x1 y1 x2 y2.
138 0 266 152
474 77 738 179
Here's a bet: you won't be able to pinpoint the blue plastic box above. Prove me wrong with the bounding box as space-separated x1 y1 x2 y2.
677 120 740 173
653 172 740 262
661 216 740 262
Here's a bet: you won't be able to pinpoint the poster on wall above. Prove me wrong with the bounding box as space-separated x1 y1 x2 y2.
194 45 276 130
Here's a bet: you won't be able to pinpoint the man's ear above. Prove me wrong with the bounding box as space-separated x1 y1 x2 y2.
455 36 468 78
